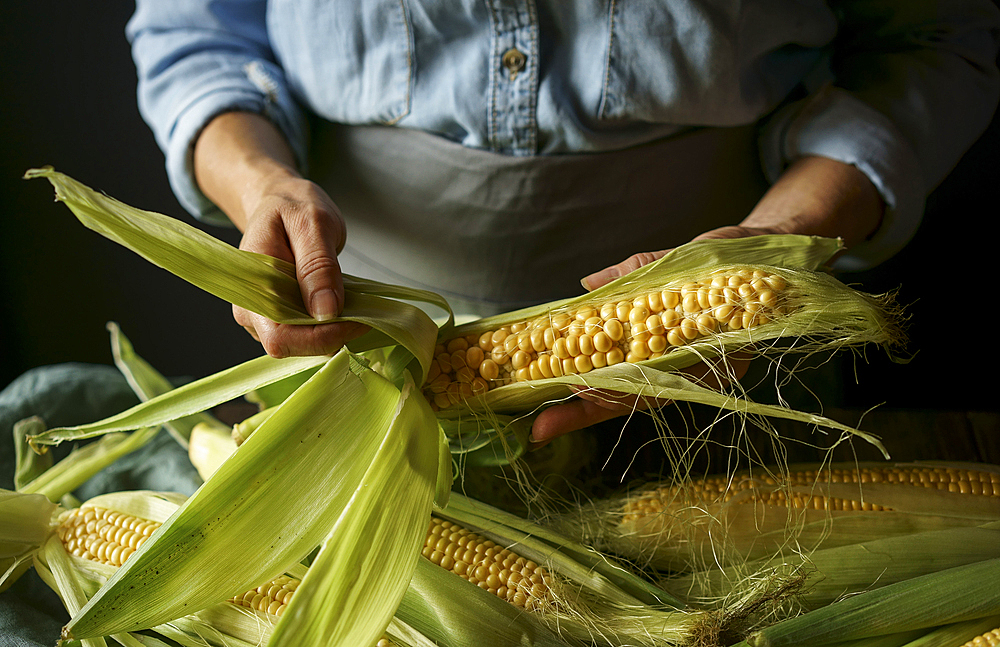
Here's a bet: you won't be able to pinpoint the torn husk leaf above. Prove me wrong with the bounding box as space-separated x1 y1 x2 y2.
18 423 160 502
13 417 52 489
267 374 439 646
25 167 446 382
61 350 439 640
26 353 328 450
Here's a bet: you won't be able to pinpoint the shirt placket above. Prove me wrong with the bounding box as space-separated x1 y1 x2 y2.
487 0 538 156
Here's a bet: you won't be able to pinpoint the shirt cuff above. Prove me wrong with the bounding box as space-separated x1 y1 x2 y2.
759 85 926 271
165 62 309 227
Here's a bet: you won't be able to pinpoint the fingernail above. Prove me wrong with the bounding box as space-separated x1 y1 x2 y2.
581 267 619 291
310 288 338 322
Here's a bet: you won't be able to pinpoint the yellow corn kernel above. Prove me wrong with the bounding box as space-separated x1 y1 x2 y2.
963 627 1000 647
421 516 557 612
56 505 156 567
425 267 790 408
619 465 1000 524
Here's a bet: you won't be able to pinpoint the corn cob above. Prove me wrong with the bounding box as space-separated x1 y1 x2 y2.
55 503 409 644
425 267 790 409
422 516 558 612
964 627 1000 646
56 504 558 618
623 465 1000 519
568 463 1000 571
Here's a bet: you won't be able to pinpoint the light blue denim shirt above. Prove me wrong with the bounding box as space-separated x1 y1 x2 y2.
127 0 1000 268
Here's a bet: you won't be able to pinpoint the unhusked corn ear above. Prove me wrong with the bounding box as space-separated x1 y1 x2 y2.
964 627 1000 646
56 504 157 567
622 465 1000 520
575 463 1000 571
423 516 558 611
424 267 791 409
57 504 308 618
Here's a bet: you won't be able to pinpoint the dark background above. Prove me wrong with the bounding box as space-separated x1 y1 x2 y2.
2 2 999 415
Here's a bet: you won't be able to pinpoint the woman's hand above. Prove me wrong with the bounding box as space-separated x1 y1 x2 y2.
530 155 885 446
194 111 368 357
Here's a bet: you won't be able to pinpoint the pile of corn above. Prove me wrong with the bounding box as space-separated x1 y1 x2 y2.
18 169 985 647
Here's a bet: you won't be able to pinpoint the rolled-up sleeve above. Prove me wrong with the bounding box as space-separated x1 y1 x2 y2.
760 0 1000 270
126 0 309 226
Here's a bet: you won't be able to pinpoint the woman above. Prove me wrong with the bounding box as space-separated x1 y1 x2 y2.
127 0 1000 442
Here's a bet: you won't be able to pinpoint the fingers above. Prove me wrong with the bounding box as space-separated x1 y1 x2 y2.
580 250 668 291
530 396 636 447
285 200 347 322
235 178 354 356
234 305 369 358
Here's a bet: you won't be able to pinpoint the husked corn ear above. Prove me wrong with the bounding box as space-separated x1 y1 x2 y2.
56 504 157 567
964 627 1000 646
423 516 558 611
622 465 1000 521
424 267 790 409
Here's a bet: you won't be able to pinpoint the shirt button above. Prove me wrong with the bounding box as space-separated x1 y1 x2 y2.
501 48 527 80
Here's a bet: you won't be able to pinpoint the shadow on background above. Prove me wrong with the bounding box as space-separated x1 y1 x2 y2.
2 2 998 418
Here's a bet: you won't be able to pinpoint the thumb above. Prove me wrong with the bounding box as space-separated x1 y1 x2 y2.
297 250 344 323
580 250 668 291
288 212 347 323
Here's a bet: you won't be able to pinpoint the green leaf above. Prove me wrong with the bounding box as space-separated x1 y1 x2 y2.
27 354 327 449
268 375 439 646
13 417 52 489
26 168 442 383
20 426 161 502
747 559 1000 646
61 350 415 638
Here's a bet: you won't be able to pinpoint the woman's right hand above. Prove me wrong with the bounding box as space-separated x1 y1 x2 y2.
194 111 368 358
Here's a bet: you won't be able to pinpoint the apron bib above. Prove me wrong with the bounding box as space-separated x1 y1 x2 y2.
309 122 769 317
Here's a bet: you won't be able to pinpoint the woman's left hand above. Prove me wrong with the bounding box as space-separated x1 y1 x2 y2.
529 155 885 447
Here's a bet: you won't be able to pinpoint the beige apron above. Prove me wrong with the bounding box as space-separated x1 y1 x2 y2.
309 121 769 318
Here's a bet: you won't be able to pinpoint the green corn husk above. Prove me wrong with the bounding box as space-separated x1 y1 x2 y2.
25 353 328 450
53 350 442 644
669 521 1000 611
732 558 1000 647
891 616 1000 647
17 424 161 503
430 236 901 457
558 462 1000 573
25 167 450 384
13 417 52 489
107 321 225 448
424 493 711 647
5 488 296 647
